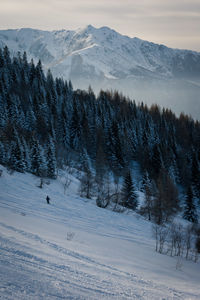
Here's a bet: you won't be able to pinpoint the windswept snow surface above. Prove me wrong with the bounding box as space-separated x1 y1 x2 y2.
0 166 199 299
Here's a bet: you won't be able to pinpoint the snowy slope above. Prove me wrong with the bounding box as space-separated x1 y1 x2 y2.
0 165 200 299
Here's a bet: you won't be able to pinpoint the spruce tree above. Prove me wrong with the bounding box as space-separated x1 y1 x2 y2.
191 152 200 198
152 170 179 224
0 141 6 165
70 99 81 151
31 138 47 177
151 143 162 179
79 151 93 199
9 129 26 173
46 136 57 179
140 172 155 220
109 120 124 170
121 171 138 210
183 186 198 223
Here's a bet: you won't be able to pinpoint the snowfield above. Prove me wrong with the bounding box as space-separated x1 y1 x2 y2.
0 165 199 299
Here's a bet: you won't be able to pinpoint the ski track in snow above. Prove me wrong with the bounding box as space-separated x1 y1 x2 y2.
0 226 189 300
0 166 200 299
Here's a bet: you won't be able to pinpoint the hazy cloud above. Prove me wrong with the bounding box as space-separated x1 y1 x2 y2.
0 0 200 50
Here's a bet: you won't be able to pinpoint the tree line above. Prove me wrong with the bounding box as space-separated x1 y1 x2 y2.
0 46 199 223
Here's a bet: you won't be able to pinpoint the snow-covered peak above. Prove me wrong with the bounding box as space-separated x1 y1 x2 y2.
0 25 200 91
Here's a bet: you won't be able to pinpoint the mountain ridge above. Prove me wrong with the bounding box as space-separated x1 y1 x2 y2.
1 25 200 80
1 25 200 119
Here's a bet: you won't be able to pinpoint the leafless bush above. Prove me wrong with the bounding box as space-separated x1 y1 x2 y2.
176 257 183 270
152 224 168 253
184 224 193 259
96 196 110 208
7 167 14 175
63 175 72 194
66 165 74 175
38 178 44 188
174 224 184 257
153 222 199 263
66 232 75 241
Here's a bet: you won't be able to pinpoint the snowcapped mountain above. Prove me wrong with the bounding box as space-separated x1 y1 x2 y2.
1 25 200 118
1 25 200 81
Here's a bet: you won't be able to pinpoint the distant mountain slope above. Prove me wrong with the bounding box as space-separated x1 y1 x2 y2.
1 25 200 81
1 25 200 118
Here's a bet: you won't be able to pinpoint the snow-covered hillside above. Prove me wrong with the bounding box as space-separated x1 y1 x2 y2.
1 25 200 119
0 25 200 82
0 165 199 299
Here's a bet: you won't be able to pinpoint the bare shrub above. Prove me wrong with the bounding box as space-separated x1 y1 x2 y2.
7 167 14 175
63 175 72 194
39 178 44 188
176 257 183 270
152 224 168 253
184 224 193 259
153 222 199 263
66 232 75 241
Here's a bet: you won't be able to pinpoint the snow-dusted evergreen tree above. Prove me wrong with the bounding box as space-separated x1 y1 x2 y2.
191 152 200 198
151 143 163 179
79 150 94 199
0 141 6 165
152 169 179 225
0 94 7 127
183 186 198 223
140 171 155 221
121 171 138 210
110 120 124 170
9 128 26 173
46 136 57 179
31 138 47 178
21 137 31 172
70 98 81 151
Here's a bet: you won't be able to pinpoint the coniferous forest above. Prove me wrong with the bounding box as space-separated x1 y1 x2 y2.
0 46 200 224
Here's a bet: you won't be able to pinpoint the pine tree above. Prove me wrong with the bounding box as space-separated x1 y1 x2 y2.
46 136 57 179
109 120 124 170
0 94 7 127
21 137 31 172
183 186 198 223
31 138 47 177
121 171 138 210
0 141 6 165
9 128 26 172
151 143 163 179
0 48 4 68
95 128 107 183
70 99 81 151
9 139 26 173
152 170 179 224
191 152 200 198
79 151 93 199
3 46 11 66
140 172 155 220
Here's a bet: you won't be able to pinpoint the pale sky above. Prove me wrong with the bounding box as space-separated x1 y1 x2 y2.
0 0 200 51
